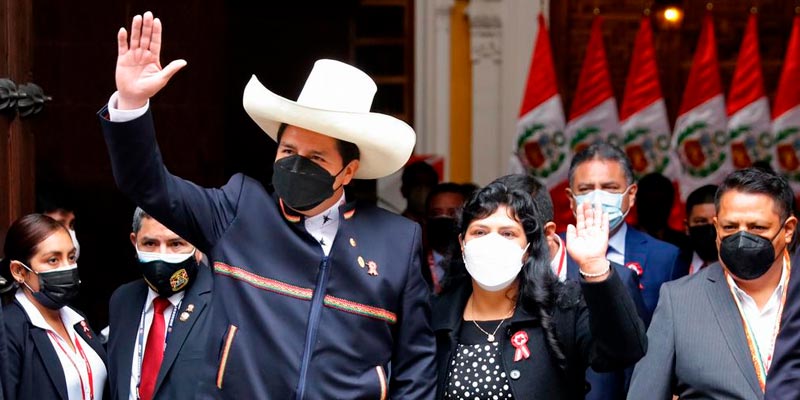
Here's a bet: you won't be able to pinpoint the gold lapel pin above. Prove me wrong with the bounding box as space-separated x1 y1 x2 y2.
186 304 195 313
357 256 366 268
179 312 191 322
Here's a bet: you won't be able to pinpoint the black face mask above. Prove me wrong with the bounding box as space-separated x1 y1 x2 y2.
688 224 719 262
139 256 199 297
20 263 81 310
273 154 345 212
719 226 785 280
426 217 458 254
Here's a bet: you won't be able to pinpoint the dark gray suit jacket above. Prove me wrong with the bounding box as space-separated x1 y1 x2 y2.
628 263 764 400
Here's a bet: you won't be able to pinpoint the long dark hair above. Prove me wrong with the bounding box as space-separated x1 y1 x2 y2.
1 214 68 282
441 181 565 367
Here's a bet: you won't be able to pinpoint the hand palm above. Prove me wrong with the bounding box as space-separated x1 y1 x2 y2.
566 202 609 266
115 12 186 108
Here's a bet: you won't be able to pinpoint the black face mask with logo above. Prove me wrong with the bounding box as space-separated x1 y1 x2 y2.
138 256 199 297
688 224 719 262
272 155 345 212
719 224 785 280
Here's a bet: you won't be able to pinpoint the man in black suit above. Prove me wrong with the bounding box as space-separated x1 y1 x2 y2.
107 208 212 400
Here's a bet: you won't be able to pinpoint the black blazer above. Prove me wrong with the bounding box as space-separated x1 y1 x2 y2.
433 267 647 400
107 262 214 400
3 299 108 400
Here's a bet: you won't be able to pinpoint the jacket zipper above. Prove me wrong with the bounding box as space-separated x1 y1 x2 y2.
295 256 331 400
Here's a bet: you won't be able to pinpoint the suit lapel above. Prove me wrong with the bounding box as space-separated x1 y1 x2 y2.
153 265 213 395
623 228 648 271
115 283 148 400
72 320 107 362
704 265 763 398
30 327 69 400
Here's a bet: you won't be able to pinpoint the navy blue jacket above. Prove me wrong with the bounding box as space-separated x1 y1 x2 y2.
3 300 108 400
107 262 214 400
433 268 647 400
99 108 436 399
566 225 684 400
765 247 800 400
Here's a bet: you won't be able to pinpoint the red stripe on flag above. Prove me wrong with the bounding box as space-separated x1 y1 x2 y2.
620 16 663 122
678 12 723 116
519 13 559 117
773 15 800 119
727 12 765 116
569 16 615 121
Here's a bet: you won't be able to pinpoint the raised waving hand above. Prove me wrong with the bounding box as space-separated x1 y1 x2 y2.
566 201 611 280
116 11 186 109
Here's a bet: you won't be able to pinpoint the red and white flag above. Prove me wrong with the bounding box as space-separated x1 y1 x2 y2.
620 15 676 180
672 11 731 199
565 15 620 154
727 11 771 170
772 14 800 194
512 13 568 188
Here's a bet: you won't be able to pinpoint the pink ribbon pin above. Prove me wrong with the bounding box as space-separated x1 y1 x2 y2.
511 331 530 362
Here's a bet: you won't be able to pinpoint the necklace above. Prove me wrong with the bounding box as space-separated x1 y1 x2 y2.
469 298 514 342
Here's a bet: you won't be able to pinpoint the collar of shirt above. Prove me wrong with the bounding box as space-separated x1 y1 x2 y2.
15 289 84 331
304 193 345 255
144 287 185 312
726 257 788 314
606 222 628 264
550 235 567 282
690 251 705 275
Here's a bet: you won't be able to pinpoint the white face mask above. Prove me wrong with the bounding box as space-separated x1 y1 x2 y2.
462 233 529 292
136 248 196 264
68 229 80 258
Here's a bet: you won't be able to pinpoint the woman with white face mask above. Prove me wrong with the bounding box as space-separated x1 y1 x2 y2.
1 214 108 399
432 181 646 399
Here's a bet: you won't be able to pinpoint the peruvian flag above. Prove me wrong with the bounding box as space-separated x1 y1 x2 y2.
512 13 568 188
511 13 572 231
565 15 620 155
672 11 731 199
727 11 771 170
620 15 677 180
772 14 800 195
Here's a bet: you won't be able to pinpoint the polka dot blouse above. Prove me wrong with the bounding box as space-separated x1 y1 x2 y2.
444 319 514 399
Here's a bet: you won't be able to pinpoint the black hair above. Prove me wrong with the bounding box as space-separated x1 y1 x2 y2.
401 161 439 188
36 184 76 215
425 183 467 213
568 142 634 187
493 174 554 227
685 184 718 217
636 173 674 230
276 123 361 167
441 181 566 368
715 168 794 222
1 214 70 282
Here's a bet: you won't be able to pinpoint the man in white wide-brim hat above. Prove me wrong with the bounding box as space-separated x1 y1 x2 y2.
98 11 435 399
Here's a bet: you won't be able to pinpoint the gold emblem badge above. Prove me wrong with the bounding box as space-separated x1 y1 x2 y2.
170 269 189 291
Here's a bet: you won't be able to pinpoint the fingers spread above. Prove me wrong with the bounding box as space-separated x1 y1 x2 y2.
150 18 163 59
141 12 154 51
130 14 142 50
117 28 128 56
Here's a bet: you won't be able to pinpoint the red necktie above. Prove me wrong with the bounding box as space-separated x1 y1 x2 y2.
139 297 170 400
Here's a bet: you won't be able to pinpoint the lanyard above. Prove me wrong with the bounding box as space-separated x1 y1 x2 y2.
136 300 180 398
48 330 94 400
726 250 791 392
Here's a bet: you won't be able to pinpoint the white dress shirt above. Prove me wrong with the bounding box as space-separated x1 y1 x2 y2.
726 258 788 369
606 223 628 266
129 289 185 400
16 290 107 400
689 251 706 275
550 235 567 282
304 194 345 256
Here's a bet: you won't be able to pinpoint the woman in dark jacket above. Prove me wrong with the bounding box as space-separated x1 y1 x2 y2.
433 181 646 399
2 214 107 400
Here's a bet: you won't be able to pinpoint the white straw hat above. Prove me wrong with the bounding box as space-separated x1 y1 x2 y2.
242 59 416 179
